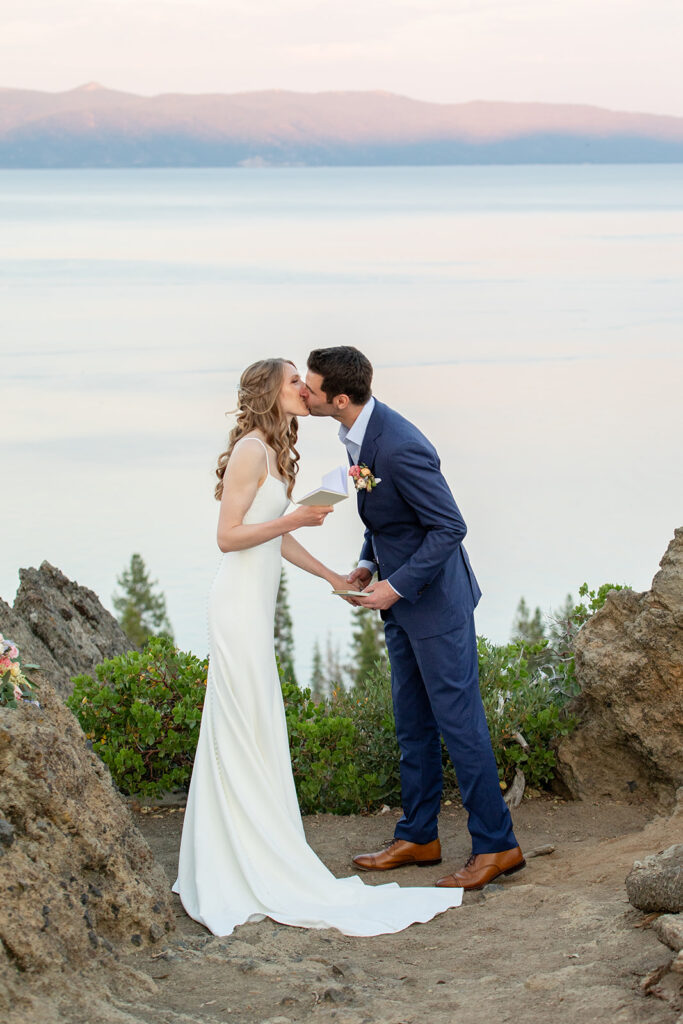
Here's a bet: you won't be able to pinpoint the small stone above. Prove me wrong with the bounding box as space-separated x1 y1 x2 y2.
149 923 164 942
0 819 15 847
322 986 348 1003
131 934 143 947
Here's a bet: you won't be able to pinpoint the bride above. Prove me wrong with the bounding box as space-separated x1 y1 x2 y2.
172 357 462 936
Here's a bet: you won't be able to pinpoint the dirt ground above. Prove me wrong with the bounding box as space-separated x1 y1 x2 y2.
107 795 681 1024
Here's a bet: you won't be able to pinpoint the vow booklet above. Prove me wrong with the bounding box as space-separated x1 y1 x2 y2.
297 465 349 506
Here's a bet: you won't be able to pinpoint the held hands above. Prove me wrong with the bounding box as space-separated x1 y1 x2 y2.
341 567 401 610
288 504 334 529
346 567 372 589
326 571 363 602
335 566 372 606
352 578 401 611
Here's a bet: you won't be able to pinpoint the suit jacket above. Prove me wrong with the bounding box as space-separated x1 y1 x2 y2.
354 399 481 639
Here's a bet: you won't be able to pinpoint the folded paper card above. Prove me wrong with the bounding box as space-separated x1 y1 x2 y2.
297 465 349 506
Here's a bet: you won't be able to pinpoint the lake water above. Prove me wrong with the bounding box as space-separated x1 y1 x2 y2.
1 165 682 685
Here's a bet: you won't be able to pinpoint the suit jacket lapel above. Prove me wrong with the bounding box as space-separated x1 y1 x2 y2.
356 400 385 512
358 399 384 469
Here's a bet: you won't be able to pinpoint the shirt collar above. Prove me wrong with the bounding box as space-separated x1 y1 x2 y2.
338 396 376 456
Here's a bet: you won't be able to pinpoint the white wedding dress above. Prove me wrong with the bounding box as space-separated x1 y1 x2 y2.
172 437 462 936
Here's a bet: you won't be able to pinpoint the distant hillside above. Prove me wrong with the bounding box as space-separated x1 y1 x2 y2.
1 85 682 167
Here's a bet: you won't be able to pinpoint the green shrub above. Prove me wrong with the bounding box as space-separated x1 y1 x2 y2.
68 637 207 796
281 680 370 814
68 581 627 809
476 637 577 788
328 665 402 806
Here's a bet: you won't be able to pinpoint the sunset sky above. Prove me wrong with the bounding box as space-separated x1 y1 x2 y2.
2 0 682 116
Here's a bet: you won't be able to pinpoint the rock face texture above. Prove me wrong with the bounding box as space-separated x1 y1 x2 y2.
0 561 133 698
626 844 683 913
0 673 174 1018
556 528 683 808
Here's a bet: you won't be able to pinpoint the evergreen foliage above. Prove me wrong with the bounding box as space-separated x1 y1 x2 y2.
274 567 297 684
511 597 546 646
347 606 387 687
69 580 630 811
112 553 174 648
68 637 206 796
309 640 326 701
323 634 346 693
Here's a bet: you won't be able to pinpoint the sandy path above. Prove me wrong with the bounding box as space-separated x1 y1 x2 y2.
111 796 681 1024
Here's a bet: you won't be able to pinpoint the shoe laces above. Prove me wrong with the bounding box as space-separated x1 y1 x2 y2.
382 837 400 850
464 854 477 868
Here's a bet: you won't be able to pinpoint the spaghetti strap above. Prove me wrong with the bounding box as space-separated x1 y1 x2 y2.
234 435 270 474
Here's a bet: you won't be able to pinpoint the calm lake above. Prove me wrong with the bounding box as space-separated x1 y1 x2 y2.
1 165 682 683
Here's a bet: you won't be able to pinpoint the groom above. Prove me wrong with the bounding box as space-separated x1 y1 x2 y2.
303 346 524 890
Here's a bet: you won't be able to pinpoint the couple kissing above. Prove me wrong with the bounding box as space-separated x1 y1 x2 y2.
172 346 524 938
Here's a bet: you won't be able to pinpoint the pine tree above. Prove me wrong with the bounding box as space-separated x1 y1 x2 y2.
274 567 297 684
310 640 326 701
113 553 174 648
511 597 546 647
324 633 346 696
348 605 387 689
511 595 549 675
547 592 576 660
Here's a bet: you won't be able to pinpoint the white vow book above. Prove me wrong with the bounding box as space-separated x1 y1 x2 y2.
297 465 349 506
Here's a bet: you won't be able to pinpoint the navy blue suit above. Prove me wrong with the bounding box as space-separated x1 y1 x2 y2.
354 400 517 854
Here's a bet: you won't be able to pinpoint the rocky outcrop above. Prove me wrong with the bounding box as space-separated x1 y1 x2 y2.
0 673 174 1018
0 561 133 698
626 844 683 913
556 529 683 808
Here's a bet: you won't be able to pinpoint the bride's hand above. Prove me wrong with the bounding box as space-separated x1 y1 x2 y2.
326 571 364 604
287 504 334 529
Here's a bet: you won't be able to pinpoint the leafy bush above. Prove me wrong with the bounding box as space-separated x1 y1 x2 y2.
328 666 402 806
476 638 577 788
281 680 370 814
68 637 207 796
68 581 626 809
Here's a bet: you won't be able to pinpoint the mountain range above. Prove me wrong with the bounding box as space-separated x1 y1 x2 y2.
1 84 683 167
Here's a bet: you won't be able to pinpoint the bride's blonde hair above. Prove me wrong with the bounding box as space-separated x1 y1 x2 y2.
215 358 300 501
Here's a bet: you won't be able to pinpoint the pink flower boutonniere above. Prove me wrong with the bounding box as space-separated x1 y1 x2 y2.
349 463 381 492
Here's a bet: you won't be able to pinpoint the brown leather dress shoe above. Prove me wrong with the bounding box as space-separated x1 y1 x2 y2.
352 837 442 871
435 845 525 890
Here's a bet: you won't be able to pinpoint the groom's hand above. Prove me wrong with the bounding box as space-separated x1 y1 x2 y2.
346 567 372 588
355 579 400 611
343 567 372 606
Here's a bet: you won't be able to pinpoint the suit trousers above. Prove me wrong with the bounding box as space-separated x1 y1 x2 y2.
384 615 518 854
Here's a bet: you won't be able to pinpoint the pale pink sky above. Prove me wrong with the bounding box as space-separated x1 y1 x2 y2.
2 0 682 117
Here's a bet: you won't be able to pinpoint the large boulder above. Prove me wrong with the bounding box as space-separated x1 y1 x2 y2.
1 561 133 698
625 844 683 913
556 529 683 808
0 673 174 1019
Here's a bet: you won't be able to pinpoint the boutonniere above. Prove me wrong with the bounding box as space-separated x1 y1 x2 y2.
349 463 381 492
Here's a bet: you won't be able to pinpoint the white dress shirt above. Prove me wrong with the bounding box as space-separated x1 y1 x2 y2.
338 395 376 467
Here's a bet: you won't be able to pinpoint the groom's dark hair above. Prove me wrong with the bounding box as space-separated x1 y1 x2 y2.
307 346 373 405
